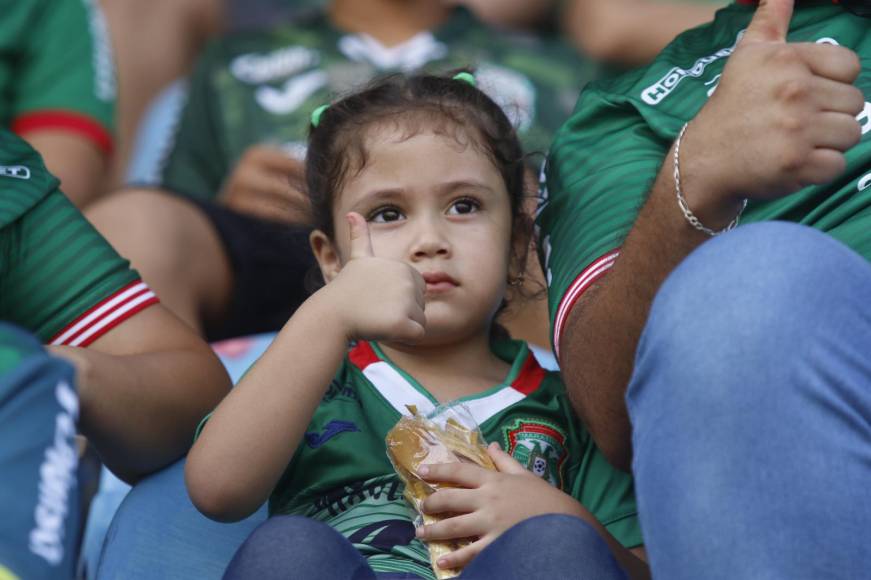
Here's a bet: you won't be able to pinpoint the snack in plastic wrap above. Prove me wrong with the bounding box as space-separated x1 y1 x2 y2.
385 404 496 579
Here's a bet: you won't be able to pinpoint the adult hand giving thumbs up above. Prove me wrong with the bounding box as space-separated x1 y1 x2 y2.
679 0 865 228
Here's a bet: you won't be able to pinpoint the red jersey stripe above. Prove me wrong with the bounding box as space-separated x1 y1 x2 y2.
69 290 158 346
349 341 380 370
553 249 620 360
75 295 159 347
510 353 546 395
12 110 114 155
50 281 159 346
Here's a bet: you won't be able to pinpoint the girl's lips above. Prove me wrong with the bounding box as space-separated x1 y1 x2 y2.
422 272 458 293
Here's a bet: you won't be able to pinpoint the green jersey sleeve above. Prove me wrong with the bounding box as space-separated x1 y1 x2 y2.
540 83 669 357
8 0 115 153
0 132 157 344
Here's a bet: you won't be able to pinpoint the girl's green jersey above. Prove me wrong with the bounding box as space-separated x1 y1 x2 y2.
267 339 642 579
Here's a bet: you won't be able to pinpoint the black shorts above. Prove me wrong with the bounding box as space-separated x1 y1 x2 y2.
183 196 318 341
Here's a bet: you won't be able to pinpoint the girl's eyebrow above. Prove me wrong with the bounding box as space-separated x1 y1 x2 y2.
356 188 405 205
435 180 496 196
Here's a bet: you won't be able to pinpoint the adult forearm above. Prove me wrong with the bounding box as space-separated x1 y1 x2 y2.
55 343 230 481
561 138 743 470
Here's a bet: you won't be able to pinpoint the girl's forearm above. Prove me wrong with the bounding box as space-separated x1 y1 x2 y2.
185 290 349 522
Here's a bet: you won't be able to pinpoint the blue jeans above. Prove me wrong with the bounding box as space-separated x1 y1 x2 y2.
223 514 626 580
0 324 79 580
628 222 871 579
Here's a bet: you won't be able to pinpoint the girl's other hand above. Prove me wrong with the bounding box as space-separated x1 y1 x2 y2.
416 442 591 571
328 212 427 344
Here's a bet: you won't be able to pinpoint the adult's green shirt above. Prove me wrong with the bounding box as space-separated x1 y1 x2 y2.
0 130 155 345
539 1 871 354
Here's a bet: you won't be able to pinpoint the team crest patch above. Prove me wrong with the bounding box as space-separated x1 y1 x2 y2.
502 419 568 488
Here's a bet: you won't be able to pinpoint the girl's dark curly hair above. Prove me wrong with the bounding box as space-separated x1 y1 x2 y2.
305 71 529 242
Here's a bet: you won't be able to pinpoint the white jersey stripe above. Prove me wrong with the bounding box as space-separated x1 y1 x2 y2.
68 291 157 347
362 359 531 424
462 388 526 426
362 361 436 417
51 282 149 345
553 251 619 360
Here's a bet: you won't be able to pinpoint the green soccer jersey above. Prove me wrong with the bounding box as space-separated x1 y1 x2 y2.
0 130 155 344
0 0 116 154
269 339 641 579
160 7 595 199
539 1 871 356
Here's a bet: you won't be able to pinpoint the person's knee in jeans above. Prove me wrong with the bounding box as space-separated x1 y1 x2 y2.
462 514 626 580
224 516 375 580
627 222 871 579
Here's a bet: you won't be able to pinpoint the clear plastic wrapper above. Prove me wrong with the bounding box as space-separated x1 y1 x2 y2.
385 403 496 579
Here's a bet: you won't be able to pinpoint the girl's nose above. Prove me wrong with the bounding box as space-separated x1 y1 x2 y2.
410 219 451 260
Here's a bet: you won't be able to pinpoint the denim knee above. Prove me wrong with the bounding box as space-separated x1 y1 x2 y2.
225 516 373 580
629 222 871 409
462 514 625 580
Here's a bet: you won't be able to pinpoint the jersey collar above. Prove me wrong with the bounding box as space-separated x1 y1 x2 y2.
348 340 546 425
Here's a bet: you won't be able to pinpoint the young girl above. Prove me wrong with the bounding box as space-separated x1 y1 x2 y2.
186 73 647 580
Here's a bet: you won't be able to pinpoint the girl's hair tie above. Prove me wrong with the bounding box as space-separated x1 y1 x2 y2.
452 72 476 87
310 104 329 127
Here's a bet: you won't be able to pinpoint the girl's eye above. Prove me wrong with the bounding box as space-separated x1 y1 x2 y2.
369 207 404 223
448 198 480 215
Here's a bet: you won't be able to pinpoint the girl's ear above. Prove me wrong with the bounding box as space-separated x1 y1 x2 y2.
310 229 342 283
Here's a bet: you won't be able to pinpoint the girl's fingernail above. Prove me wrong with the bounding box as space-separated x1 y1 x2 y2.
415 526 424 538
419 465 429 476
437 558 449 569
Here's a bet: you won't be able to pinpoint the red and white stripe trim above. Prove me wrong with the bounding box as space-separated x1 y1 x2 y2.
50 281 159 347
349 341 546 424
553 249 620 361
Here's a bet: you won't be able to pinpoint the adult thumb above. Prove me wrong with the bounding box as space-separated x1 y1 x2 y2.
742 0 794 44
347 212 374 259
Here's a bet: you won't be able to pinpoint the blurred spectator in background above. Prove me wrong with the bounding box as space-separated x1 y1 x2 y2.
565 0 722 67
2 0 116 208
99 0 225 188
226 0 323 31
87 0 593 350
445 0 559 30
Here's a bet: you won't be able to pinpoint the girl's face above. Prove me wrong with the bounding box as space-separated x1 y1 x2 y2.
314 123 515 344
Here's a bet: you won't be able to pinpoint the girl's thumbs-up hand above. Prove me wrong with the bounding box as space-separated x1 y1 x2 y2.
330 212 427 344
675 0 865 226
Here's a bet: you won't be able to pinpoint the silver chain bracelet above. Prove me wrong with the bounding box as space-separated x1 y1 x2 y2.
673 122 747 237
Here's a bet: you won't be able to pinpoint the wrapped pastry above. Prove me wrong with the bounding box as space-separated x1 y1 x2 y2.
386 405 495 579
